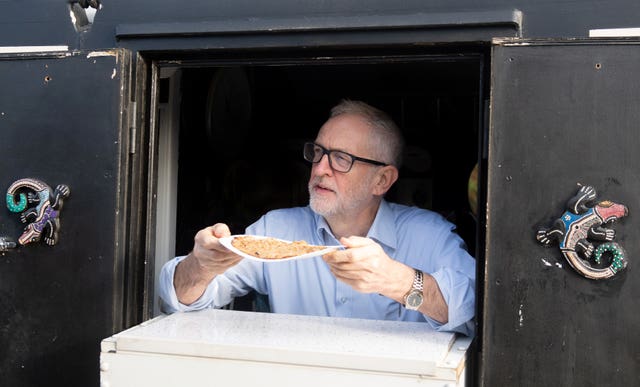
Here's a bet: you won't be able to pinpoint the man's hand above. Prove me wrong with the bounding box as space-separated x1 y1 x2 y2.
322 236 413 298
323 236 448 323
190 224 243 276
174 223 243 305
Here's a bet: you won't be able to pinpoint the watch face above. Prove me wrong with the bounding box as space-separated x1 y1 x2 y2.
406 291 423 309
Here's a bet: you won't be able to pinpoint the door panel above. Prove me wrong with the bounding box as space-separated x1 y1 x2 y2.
484 42 640 386
0 49 131 387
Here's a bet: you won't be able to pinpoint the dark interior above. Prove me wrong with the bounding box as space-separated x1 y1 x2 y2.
173 54 483 309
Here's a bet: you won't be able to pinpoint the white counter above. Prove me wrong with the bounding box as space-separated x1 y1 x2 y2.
100 309 471 386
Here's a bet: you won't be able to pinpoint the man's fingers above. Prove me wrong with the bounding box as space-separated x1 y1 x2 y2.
339 236 372 248
195 224 231 250
211 223 232 238
323 248 354 264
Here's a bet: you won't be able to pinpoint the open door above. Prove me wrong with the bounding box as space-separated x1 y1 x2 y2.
483 40 640 386
0 48 133 387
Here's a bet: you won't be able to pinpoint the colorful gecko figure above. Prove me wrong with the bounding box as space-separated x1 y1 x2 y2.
6 178 70 246
536 185 628 280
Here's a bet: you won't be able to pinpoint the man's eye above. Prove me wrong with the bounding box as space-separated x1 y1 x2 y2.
333 152 351 165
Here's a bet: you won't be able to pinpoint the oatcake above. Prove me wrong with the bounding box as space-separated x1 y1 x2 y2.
231 236 328 259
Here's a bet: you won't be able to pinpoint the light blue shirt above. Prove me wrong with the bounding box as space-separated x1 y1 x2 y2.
159 200 476 335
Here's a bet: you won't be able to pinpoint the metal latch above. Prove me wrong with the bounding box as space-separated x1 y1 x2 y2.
0 236 16 252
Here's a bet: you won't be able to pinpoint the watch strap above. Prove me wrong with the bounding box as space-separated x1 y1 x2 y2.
412 269 424 292
403 269 424 306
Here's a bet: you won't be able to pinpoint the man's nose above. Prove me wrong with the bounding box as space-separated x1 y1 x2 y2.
314 154 333 174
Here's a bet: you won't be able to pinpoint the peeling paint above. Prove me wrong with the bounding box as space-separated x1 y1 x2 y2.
111 68 117 79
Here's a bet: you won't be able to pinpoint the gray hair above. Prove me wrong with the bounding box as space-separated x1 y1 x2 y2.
330 100 404 167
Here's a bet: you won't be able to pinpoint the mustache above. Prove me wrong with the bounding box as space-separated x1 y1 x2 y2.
309 177 336 192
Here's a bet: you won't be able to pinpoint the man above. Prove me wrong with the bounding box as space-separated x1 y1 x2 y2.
158 100 476 335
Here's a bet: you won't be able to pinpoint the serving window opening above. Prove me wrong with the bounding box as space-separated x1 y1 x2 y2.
152 52 485 315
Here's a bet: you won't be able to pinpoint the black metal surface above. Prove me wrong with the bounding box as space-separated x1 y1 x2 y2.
113 9 521 51
0 50 130 387
484 41 640 386
116 9 522 37
1 1 640 49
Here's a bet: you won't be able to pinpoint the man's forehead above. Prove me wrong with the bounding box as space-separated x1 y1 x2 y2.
316 114 372 147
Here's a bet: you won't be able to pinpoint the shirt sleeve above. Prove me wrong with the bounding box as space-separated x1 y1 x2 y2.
157 255 218 313
429 267 476 335
157 254 267 314
421 225 476 336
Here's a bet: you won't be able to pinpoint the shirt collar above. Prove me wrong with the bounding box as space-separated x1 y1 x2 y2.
314 210 334 243
367 200 396 251
313 200 397 251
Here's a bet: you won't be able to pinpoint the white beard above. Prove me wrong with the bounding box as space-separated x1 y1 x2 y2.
308 172 375 219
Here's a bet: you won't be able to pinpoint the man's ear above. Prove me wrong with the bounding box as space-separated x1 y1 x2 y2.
372 166 399 196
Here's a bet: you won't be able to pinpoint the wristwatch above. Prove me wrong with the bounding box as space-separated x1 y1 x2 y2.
403 269 424 310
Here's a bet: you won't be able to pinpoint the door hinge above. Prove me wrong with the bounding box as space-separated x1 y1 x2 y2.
129 101 137 154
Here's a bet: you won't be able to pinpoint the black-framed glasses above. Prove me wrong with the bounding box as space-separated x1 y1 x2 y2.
303 142 388 173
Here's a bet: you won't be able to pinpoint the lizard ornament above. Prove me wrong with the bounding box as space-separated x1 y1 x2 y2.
536 185 628 280
6 178 70 246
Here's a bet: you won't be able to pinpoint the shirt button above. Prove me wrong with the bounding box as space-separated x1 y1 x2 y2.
340 297 348 304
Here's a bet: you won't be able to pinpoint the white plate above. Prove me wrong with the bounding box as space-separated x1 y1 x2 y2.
219 235 342 262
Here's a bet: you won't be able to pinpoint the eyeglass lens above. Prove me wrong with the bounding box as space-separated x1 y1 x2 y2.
303 143 353 172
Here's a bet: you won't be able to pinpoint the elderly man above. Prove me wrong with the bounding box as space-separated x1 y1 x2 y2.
158 100 476 335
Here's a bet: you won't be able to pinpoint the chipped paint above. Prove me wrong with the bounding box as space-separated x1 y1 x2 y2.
518 304 524 327
87 50 118 59
111 68 117 79
541 257 563 268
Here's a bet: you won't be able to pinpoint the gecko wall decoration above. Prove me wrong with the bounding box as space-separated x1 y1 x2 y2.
6 178 70 246
536 185 628 280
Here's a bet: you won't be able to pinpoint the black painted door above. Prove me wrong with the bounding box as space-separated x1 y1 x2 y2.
0 49 132 387
483 41 640 386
